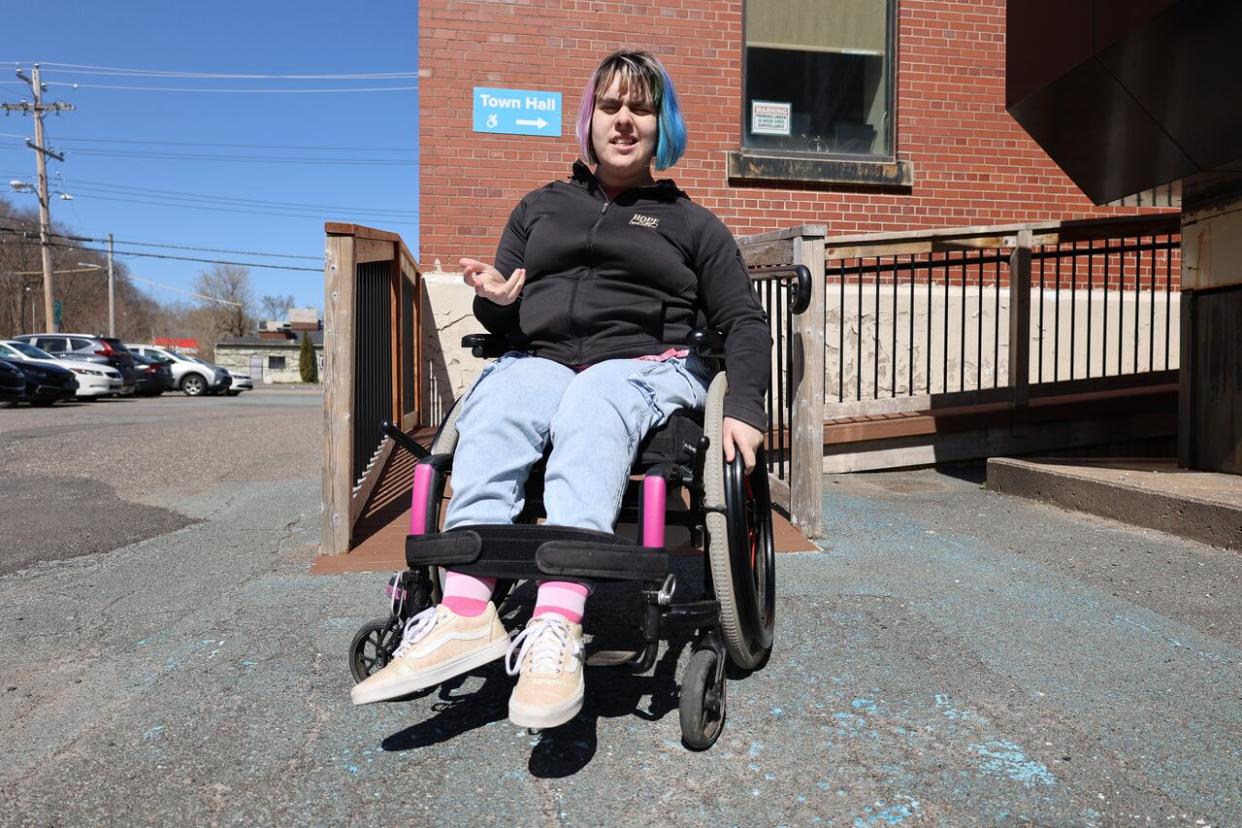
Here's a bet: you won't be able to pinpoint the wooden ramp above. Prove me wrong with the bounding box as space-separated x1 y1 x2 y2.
311 428 818 575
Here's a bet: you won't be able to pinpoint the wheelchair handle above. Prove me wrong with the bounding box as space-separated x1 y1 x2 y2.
381 420 430 459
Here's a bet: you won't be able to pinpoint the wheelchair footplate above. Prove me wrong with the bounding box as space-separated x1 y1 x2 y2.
405 523 669 583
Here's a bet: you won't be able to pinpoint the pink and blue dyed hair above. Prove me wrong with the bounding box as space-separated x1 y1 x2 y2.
575 50 687 172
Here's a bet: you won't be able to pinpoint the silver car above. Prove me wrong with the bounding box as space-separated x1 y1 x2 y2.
125 344 231 397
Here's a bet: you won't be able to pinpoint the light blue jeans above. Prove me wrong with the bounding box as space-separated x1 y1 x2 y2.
443 353 712 533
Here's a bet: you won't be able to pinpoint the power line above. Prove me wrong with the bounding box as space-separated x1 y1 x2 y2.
1 170 419 217
2 233 323 272
53 242 323 271
40 147 417 165
126 275 243 307
44 81 419 94
27 191 419 225
36 63 420 79
33 147 412 165
1 224 322 260
58 181 419 217
18 228 320 260
49 136 417 152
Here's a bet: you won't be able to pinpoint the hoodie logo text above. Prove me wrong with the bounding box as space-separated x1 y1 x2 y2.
629 214 661 229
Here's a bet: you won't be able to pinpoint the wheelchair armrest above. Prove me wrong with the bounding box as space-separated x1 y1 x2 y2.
460 333 509 359
686 328 725 358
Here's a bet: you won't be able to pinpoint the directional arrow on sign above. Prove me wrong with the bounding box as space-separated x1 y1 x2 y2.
515 117 549 129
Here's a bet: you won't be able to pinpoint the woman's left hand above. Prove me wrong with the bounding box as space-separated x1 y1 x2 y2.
722 416 764 474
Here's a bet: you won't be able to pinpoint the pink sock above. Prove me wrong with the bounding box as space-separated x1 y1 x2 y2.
441 571 496 617
533 581 590 624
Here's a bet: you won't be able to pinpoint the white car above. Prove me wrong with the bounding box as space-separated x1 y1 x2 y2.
0 339 124 398
225 371 253 396
125 344 231 396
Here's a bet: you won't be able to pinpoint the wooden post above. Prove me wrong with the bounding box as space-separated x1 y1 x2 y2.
322 231 357 556
1008 229 1032 408
791 232 826 539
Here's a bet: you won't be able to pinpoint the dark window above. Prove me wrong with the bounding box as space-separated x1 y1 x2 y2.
744 0 894 158
69 337 94 351
268 355 286 370
37 337 68 352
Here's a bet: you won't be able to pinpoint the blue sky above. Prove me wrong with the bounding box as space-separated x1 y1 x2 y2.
0 0 418 314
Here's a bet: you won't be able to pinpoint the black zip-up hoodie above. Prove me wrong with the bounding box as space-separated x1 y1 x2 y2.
474 161 771 431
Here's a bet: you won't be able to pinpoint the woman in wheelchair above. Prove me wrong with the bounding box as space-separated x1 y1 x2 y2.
350 50 775 742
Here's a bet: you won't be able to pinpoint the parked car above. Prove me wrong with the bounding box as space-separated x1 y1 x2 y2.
0 339 124 399
225 371 253 396
0 358 26 404
130 352 175 396
14 333 137 394
125 345 231 397
183 356 234 396
6 358 78 406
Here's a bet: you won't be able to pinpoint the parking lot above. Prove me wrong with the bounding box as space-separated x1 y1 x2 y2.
1 390 1238 825
0 388 320 575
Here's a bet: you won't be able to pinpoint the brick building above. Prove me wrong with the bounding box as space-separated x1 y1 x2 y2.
418 0 1162 269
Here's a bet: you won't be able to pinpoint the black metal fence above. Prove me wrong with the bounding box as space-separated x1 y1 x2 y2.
352 260 392 484
750 267 797 483
822 226 1180 405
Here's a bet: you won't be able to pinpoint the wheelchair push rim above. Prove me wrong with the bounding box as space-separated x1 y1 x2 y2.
702 372 776 670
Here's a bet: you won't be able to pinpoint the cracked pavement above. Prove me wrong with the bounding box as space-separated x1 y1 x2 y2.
0 391 1238 825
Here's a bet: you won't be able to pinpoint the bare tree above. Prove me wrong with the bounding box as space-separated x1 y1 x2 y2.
194 264 254 343
259 293 296 322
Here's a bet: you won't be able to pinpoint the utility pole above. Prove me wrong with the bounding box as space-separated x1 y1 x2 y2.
107 233 115 336
2 64 75 333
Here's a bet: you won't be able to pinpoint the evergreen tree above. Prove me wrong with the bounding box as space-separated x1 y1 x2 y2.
299 331 319 383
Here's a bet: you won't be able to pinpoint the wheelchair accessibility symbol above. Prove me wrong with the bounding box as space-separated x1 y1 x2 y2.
486 113 499 129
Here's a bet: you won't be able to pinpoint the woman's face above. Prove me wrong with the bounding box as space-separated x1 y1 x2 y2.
590 74 658 184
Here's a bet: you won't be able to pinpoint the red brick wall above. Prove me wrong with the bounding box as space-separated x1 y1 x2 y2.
418 0 1156 268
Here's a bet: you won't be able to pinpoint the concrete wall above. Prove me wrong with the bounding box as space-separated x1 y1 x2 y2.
822 286 1181 403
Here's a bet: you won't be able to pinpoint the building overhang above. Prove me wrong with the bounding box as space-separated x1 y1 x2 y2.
1006 0 1242 206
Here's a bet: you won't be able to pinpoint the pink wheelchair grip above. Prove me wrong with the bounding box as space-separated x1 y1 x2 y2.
410 464 435 534
641 475 666 548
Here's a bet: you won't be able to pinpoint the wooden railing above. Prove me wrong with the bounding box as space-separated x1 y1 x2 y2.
321 223 425 556
739 213 1181 538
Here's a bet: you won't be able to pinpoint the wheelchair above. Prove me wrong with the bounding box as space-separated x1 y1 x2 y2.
349 265 810 750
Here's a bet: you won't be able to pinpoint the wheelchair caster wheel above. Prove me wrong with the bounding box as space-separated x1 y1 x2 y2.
679 648 726 750
349 616 402 683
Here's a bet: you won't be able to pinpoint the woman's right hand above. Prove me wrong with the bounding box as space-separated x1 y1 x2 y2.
460 258 525 306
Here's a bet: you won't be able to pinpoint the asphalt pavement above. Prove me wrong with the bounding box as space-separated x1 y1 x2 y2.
0 390 1237 826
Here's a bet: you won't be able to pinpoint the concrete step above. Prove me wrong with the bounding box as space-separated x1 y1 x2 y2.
986 457 1242 551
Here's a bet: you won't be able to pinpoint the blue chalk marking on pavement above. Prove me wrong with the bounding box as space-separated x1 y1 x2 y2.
852 798 921 827
851 698 878 713
971 740 1056 787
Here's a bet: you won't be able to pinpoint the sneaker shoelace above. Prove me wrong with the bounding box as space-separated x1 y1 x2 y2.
504 617 577 677
392 606 441 659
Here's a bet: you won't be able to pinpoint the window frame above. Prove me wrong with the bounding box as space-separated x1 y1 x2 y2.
731 0 912 187
268 355 287 370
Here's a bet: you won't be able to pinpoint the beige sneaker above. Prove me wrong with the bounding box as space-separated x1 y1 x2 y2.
505 615 585 729
351 602 509 705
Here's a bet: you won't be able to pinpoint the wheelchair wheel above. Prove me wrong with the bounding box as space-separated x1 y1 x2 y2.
349 616 402 683
679 648 726 750
702 373 776 670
